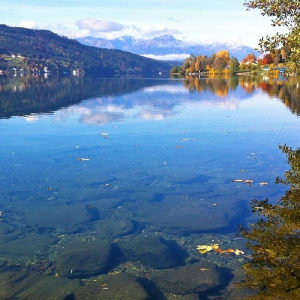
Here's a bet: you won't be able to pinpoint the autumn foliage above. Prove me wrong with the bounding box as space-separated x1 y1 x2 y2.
261 54 274 65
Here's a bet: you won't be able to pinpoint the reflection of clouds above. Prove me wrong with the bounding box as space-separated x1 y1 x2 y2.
142 85 186 93
80 113 124 125
203 96 240 110
52 94 240 126
139 109 175 120
53 106 92 121
52 102 126 125
23 114 40 122
20 83 245 125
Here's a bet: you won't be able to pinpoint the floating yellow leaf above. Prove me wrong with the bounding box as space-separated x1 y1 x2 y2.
211 244 219 250
234 249 244 255
197 245 208 250
199 249 210 254
197 244 217 254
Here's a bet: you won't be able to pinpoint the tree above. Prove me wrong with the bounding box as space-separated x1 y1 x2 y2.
212 56 227 70
270 49 282 64
261 53 274 65
244 0 300 73
195 56 202 72
170 65 182 74
230 57 240 74
216 50 230 63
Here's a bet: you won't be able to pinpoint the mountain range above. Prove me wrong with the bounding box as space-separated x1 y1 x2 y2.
76 35 260 62
0 25 173 77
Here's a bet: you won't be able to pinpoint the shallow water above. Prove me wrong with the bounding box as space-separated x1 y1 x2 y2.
0 75 299 299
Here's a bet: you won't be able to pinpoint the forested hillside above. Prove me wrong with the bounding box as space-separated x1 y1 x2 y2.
0 25 172 77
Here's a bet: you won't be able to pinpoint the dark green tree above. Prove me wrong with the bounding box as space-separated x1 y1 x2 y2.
230 57 240 74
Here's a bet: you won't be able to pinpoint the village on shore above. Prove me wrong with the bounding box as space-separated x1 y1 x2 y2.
170 50 289 77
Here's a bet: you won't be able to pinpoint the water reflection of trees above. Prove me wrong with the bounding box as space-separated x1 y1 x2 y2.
259 77 300 116
2 75 300 119
182 76 300 115
240 144 300 299
182 77 238 96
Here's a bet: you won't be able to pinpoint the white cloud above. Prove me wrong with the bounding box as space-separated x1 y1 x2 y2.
48 22 80 38
17 21 39 29
142 53 189 61
137 24 179 38
76 18 124 32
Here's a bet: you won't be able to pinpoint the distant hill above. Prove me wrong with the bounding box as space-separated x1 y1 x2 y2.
0 25 172 77
76 35 260 62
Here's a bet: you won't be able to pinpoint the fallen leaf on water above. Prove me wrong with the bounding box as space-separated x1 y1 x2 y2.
197 244 218 254
244 179 253 183
234 249 245 255
214 248 235 254
211 244 219 250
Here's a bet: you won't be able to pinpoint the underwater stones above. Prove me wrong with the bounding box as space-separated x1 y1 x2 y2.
0 222 21 243
93 217 135 239
0 271 79 300
0 234 57 260
117 236 186 269
151 262 221 294
86 197 125 210
56 241 122 278
135 198 238 233
25 204 90 233
75 273 148 300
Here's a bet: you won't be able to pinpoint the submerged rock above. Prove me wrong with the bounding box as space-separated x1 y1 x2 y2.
117 236 187 269
75 273 148 300
56 241 123 278
151 262 221 294
0 270 79 300
0 234 57 260
93 217 135 239
134 198 240 234
25 204 90 233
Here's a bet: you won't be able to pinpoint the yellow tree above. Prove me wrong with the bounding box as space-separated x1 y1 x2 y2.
195 56 202 72
216 50 230 63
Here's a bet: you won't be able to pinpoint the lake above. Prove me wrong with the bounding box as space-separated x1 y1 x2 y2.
0 75 299 299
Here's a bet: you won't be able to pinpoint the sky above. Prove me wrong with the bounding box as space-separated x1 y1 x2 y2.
1 0 285 48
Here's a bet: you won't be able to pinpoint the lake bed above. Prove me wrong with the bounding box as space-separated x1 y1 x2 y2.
0 76 299 299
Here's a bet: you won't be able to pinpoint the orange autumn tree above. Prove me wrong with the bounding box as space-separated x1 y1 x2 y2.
261 54 274 65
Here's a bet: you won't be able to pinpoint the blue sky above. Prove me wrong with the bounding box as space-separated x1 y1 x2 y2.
1 0 284 47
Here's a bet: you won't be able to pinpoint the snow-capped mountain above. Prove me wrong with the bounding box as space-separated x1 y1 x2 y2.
76 35 259 62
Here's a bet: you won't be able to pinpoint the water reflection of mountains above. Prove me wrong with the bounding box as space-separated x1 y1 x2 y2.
0 76 172 119
1 76 300 119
